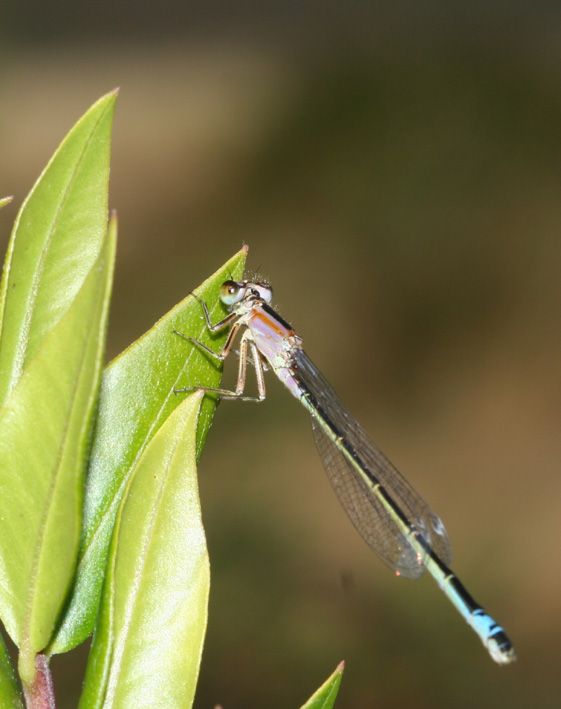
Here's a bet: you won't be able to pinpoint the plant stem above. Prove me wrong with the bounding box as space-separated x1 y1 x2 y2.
22 654 55 709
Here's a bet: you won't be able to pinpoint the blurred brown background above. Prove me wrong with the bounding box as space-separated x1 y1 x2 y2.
1 2 560 707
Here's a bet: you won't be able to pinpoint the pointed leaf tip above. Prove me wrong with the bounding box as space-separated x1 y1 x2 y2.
299 662 345 709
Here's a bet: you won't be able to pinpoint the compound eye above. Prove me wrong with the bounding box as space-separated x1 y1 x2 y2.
220 280 245 305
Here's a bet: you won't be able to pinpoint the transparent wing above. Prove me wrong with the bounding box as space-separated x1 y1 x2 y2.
292 348 452 579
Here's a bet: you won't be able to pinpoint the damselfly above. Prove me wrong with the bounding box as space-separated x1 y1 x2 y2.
176 278 516 665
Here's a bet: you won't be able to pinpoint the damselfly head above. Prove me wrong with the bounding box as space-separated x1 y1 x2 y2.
248 281 273 303
220 280 273 306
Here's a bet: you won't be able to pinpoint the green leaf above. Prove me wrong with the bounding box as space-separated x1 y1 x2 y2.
50 246 247 653
299 662 345 709
0 197 13 210
0 633 23 708
79 390 209 708
0 90 117 409
0 218 116 683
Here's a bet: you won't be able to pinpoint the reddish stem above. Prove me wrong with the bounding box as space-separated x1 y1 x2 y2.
22 654 55 709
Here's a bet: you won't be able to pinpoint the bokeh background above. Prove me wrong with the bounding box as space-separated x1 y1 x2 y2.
1 3 560 707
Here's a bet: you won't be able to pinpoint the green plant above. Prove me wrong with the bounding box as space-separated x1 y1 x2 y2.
0 93 343 708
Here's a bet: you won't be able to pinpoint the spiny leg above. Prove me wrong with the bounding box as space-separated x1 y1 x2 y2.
175 328 266 402
190 291 236 333
173 318 241 362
